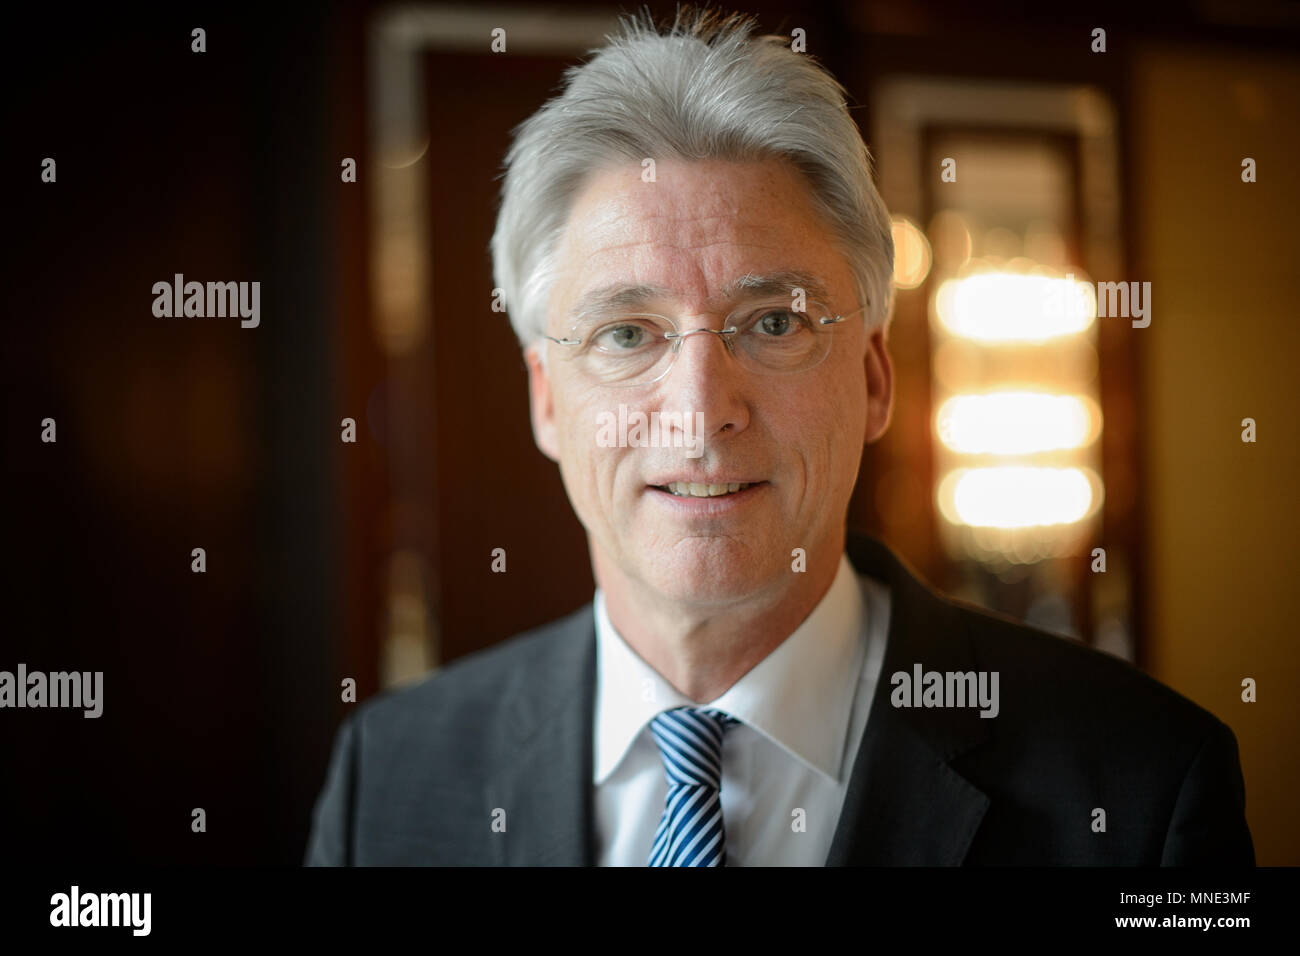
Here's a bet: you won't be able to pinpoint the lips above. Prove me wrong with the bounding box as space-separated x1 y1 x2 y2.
654 481 752 497
647 477 768 499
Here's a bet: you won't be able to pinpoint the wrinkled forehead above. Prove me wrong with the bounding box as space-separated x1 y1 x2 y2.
547 157 854 324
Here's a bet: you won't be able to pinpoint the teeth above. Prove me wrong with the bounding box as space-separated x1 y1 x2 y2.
665 481 751 497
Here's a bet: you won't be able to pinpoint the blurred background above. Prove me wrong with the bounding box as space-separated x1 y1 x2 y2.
3 0 1297 865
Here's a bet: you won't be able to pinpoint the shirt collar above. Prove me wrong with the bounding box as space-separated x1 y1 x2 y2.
594 553 867 784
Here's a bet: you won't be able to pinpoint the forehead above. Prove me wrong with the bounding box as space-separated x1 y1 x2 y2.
548 157 853 320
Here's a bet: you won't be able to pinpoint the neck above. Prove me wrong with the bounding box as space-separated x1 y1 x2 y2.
595 533 844 702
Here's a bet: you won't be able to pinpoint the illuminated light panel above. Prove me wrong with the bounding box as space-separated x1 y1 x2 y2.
936 391 1097 455
935 273 1096 342
891 216 933 290
938 466 1096 528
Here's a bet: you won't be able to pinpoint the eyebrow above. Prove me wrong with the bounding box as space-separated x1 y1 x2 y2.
568 270 834 319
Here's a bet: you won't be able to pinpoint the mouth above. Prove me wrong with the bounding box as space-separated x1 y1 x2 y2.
649 480 761 498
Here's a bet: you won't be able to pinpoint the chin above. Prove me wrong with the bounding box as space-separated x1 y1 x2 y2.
646 574 767 608
637 540 778 605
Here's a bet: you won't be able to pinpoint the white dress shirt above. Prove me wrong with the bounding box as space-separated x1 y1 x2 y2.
592 553 891 866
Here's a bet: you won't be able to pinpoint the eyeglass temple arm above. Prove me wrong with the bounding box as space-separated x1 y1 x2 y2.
822 301 870 325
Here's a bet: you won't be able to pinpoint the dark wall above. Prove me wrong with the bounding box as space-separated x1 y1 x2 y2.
1 6 352 864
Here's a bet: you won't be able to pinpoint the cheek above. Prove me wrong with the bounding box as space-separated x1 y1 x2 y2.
825 365 870 491
552 377 596 449
554 388 623 504
778 364 867 487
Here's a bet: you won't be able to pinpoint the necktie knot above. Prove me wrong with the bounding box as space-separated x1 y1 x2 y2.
648 707 738 787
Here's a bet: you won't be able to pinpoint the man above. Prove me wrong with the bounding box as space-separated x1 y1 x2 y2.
305 8 1252 866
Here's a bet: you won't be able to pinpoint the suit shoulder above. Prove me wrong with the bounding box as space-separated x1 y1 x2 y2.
944 594 1227 743
351 602 593 737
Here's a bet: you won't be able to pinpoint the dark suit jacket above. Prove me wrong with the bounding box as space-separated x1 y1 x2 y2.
304 535 1254 865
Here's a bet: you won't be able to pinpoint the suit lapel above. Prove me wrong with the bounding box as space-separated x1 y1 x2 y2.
824 701 990 865
494 607 597 866
491 537 990 866
825 536 991 865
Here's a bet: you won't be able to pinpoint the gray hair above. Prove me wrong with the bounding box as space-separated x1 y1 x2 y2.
490 6 895 350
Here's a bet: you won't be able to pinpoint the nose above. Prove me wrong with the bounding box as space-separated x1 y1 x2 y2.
657 320 750 440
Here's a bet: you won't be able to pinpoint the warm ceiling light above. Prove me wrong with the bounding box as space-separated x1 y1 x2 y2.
935 272 1095 342
891 216 933 290
936 391 1098 455
938 466 1098 528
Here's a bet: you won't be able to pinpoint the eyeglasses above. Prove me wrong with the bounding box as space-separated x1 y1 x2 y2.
543 298 866 388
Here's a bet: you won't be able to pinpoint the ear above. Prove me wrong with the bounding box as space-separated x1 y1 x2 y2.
863 326 894 445
524 343 561 462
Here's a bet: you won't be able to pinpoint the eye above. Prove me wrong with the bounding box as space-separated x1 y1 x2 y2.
590 321 655 351
750 309 808 337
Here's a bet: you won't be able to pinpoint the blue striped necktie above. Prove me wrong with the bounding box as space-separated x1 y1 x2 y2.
647 706 741 867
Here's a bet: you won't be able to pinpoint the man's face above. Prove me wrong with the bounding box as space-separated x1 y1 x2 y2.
525 156 891 607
